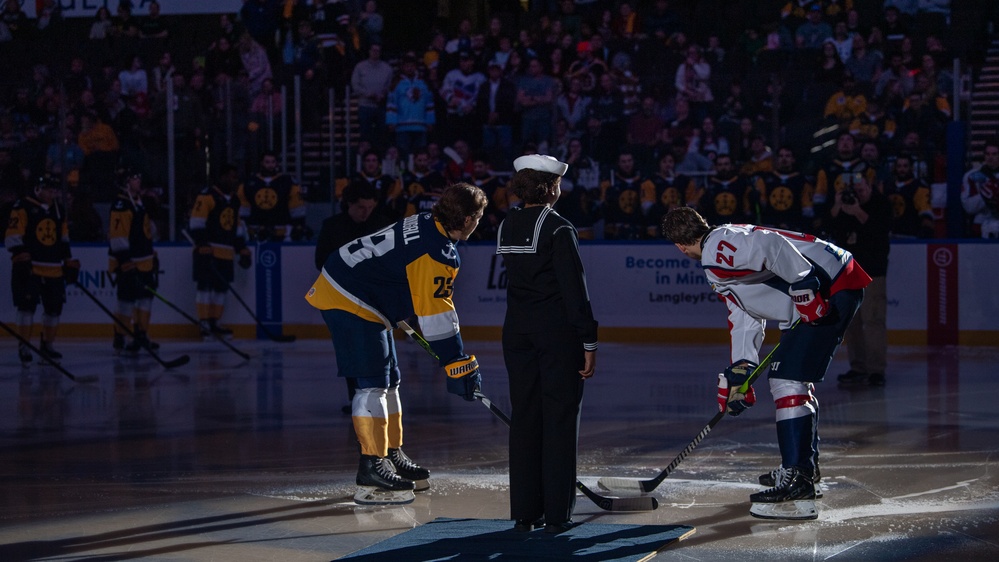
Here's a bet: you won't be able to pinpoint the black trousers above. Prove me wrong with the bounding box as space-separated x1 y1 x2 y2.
504 328 585 525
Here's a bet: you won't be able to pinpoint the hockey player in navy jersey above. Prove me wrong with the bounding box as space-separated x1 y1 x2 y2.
306 182 488 505
660 207 871 520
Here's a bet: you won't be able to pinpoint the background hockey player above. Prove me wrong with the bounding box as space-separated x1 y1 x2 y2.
108 170 159 354
660 207 870 520
189 164 252 338
305 182 487 505
237 151 307 242
498 155 598 534
5 176 80 365
961 138 999 239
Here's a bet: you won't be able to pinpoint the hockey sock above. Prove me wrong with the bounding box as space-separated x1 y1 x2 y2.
16 310 33 339
134 299 152 332
196 291 212 320
387 386 403 449
771 378 818 475
352 387 389 458
41 314 59 344
116 301 134 336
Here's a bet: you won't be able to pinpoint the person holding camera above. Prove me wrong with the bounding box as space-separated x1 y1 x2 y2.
827 174 891 386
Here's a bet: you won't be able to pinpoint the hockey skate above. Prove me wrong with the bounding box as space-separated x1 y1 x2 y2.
38 339 62 364
759 463 823 498
209 319 233 337
387 448 430 491
113 333 126 356
354 455 416 505
124 331 160 353
749 466 818 520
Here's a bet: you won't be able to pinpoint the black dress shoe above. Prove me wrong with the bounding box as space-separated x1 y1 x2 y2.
513 517 544 532
544 520 574 534
837 370 869 385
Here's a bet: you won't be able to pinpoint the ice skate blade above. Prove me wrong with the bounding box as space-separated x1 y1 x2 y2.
413 479 430 492
750 499 817 520
353 486 415 505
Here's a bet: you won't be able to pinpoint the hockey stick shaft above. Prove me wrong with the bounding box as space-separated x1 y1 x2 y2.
0 319 98 383
144 285 251 360
73 282 190 369
182 229 295 343
398 321 656 512
601 321 800 494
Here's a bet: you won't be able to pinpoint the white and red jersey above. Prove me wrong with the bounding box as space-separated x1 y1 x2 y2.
701 224 871 364
961 165 999 238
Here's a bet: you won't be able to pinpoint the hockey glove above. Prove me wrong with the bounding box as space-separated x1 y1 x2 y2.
63 258 81 285
445 355 482 401
238 249 252 269
717 360 758 416
789 276 830 324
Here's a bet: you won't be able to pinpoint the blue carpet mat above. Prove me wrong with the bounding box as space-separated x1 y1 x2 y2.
337 517 695 561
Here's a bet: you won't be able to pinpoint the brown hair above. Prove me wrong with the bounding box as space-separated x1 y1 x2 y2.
660 207 710 245
432 182 488 231
507 169 561 205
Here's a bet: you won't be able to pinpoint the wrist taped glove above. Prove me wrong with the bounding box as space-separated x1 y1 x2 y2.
789 275 830 324
445 355 482 401
717 360 758 416
63 258 81 284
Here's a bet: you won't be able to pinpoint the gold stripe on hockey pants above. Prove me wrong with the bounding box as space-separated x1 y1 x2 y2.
386 387 403 449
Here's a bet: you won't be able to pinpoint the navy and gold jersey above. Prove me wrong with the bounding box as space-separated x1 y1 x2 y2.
351 172 404 220
108 192 155 272
814 158 877 207
886 177 932 237
600 171 645 240
757 171 814 232
701 175 755 225
237 173 306 234
189 186 246 261
5 197 70 278
306 212 466 364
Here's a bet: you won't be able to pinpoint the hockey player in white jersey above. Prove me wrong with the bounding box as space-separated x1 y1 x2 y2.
660 207 871 520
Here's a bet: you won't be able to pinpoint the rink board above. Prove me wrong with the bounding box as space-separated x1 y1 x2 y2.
337 517 695 561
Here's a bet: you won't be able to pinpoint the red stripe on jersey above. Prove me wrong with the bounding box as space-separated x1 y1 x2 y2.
830 258 873 294
775 395 811 409
705 267 760 279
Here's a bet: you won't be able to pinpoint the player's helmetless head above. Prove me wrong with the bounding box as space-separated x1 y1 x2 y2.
661 207 710 259
433 182 488 240
984 140 999 169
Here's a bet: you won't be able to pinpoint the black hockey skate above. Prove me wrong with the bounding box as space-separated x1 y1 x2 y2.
38 339 62 364
749 466 818 520
124 331 160 353
759 463 822 498
209 319 233 336
354 455 415 505
388 448 430 491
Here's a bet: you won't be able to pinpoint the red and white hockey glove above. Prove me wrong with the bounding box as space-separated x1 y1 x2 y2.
789 276 829 324
717 361 758 416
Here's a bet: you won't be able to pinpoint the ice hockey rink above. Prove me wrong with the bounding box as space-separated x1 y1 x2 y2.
0 336 997 561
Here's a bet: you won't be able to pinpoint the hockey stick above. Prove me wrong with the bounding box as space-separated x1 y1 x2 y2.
397 320 658 512
598 321 800 494
144 285 252 360
72 282 190 370
0 319 99 384
181 230 296 343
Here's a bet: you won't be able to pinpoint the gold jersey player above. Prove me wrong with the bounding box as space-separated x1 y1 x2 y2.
306 182 488 505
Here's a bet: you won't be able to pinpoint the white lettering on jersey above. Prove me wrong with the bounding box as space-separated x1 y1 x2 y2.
402 214 421 245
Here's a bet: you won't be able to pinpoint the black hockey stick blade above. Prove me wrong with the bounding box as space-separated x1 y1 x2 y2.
73 282 190 370
0 320 99 384
598 322 799 495
473 391 657 512
144 286 252 360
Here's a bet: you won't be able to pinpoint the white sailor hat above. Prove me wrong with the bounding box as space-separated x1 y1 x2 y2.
513 154 568 177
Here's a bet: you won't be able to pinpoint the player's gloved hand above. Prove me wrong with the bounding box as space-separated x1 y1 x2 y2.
195 245 213 256
717 360 758 416
789 276 829 324
445 355 482 401
238 249 252 269
63 258 81 284
119 260 137 272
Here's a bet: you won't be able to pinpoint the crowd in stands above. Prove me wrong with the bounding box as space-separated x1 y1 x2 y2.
0 0 996 244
